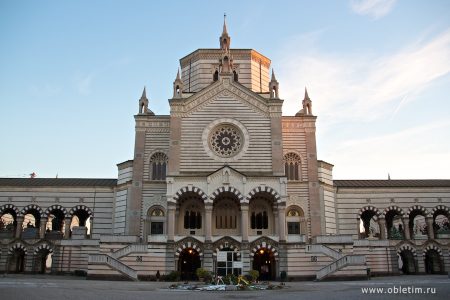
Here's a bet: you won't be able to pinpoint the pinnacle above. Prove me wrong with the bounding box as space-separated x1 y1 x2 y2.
141 86 147 99
304 87 310 100
176 69 181 80
222 13 228 35
271 69 277 81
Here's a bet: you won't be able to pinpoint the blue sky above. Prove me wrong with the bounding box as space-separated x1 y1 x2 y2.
0 0 449 179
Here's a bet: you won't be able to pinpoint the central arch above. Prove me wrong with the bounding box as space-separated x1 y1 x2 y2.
250 239 279 281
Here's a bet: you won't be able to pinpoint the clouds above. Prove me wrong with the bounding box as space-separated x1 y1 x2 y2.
276 28 450 178
330 120 450 179
350 0 397 19
278 29 450 129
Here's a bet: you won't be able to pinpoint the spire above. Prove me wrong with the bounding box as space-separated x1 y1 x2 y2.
222 13 228 35
173 68 183 98
141 86 147 100
304 87 310 101
269 69 279 99
220 14 231 51
138 86 153 115
271 69 277 81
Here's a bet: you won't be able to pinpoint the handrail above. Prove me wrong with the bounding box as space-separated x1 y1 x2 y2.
306 244 343 260
316 255 366 280
89 254 138 281
112 244 147 259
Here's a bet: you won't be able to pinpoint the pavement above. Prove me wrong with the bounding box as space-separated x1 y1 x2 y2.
0 274 448 299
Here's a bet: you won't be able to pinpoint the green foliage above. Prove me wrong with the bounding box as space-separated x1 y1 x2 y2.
195 268 211 281
225 273 237 285
389 226 403 239
248 269 259 282
164 271 180 281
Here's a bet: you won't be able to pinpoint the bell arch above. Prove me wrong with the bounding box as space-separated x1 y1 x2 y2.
210 186 244 203
245 185 281 203
173 186 208 203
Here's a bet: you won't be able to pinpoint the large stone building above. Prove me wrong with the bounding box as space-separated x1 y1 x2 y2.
1 20 449 281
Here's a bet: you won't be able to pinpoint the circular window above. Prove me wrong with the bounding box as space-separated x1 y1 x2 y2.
209 124 243 157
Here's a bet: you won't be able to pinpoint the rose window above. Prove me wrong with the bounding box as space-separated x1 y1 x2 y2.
209 124 243 157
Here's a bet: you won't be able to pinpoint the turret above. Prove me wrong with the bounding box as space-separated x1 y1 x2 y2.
173 69 183 98
269 69 279 99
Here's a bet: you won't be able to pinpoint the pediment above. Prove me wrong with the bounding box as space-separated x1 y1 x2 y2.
170 76 278 117
207 166 247 187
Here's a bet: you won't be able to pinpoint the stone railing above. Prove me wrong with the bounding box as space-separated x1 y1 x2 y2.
305 244 343 260
112 244 147 259
313 235 354 244
316 255 366 280
89 254 138 281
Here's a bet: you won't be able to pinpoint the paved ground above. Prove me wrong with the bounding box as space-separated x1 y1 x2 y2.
0 274 448 299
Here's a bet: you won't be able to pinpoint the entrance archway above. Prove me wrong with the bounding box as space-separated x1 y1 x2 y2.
398 250 416 274
178 248 201 280
424 249 444 274
252 248 276 281
9 249 26 273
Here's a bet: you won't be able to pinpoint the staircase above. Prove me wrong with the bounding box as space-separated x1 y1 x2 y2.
88 244 147 281
316 255 366 280
306 244 344 260
306 244 366 280
89 254 138 281
111 244 147 259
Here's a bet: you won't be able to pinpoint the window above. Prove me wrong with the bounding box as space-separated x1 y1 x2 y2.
184 211 202 229
213 70 219 81
150 152 168 180
214 200 238 229
287 222 300 234
151 208 164 217
284 153 301 181
151 222 164 234
251 211 268 229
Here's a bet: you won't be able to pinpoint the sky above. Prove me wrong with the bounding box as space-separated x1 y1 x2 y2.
0 0 449 180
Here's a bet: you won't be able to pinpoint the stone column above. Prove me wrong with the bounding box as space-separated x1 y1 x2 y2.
205 204 213 242
278 204 286 242
40 217 48 239
143 218 148 243
426 217 434 240
15 216 24 239
402 217 411 240
378 218 387 240
273 205 279 236
241 203 249 242
167 203 176 242
64 217 71 238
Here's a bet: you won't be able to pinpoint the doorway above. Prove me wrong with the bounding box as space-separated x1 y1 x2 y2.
178 248 201 280
252 248 276 280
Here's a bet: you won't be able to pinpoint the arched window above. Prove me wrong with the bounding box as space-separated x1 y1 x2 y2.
213 70 219 81
184 211 202 229
148 207 165 235
233 70 238 82
286 207 306 235
251 211 268 230
150 152 168 181
214 200 238 229
284 153 301 181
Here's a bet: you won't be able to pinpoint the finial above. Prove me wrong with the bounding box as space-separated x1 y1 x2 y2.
271 69 277 81
176 68 181 80
223 13 228 35
141 86 147 99
304 87 310 100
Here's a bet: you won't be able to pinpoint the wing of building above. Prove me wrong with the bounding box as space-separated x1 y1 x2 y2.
1 19 449 281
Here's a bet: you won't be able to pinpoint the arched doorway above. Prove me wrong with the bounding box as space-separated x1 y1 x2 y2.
424 249 444 274
9 248 26 273
398 250 416 274
252 248 276 281
34 248 52 274
178 248 201 280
